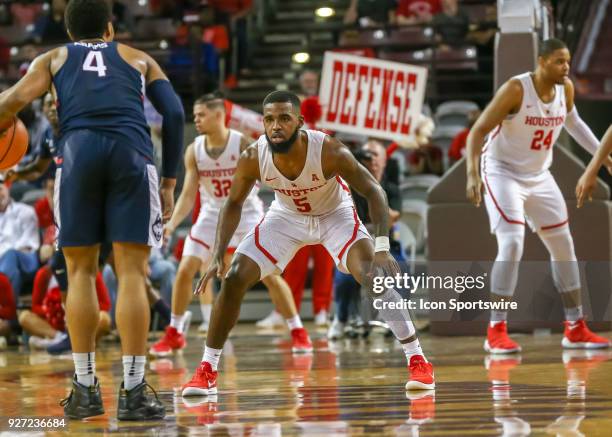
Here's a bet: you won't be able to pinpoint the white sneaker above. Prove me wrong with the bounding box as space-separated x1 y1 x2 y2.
256 310 284 328
314 310 329 327
198 320 209 333
327 318 345 340
181 310 193 335
29 336 53 350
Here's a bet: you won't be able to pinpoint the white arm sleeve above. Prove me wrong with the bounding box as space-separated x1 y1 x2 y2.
564 107 600 155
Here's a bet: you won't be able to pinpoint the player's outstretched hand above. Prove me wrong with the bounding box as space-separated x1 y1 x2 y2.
159 178 176 223
371 251 401 279
466 172 483 207
576 170 597 208
194 254 226 295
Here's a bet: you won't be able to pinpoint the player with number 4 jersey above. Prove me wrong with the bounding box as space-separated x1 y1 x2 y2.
466 38 611 355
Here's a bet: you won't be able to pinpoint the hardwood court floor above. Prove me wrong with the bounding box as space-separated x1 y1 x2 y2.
1 325 611 436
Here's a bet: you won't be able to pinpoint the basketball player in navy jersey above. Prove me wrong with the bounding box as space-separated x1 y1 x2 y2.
0 0 185 420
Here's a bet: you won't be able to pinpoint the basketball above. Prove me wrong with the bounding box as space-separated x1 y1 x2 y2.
0 117 28 170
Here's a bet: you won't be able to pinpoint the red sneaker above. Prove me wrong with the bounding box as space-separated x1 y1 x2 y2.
405 355 435 390
291 327 313 353
562 320 611 349
484 322 521 354
182 362 218 396
149 326 186 357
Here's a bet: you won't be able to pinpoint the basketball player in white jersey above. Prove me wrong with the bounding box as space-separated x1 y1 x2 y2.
150 94 313 358
466 38 611 354
180 90 435 396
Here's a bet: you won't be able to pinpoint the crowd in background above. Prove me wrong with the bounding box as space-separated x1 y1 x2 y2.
0 0 492 349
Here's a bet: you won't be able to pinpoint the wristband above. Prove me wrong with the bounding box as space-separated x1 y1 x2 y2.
374 236 390 252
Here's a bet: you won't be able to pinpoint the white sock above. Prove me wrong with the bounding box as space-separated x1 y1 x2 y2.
286 315 303 331
73 352 95 387
202 346 223 371
122 355 146 390
564 306 583 323
490 310 508 326
170 313 186 332
401 340 426 363
200 303 212 322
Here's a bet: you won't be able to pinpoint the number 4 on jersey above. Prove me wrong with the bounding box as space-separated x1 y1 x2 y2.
82 51 107 77
530 129 553 150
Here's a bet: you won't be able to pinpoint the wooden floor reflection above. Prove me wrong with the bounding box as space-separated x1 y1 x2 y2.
1 325 612 436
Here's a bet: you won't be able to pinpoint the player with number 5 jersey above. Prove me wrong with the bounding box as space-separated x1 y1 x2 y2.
466 38 611 355
152 93 313 365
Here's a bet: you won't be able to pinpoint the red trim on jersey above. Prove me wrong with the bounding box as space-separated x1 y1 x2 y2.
541 219 569 231
336 175 350 193
483 124 502 153
338 207 360 261
254 217 277 264
189 232 210 249
483 175 525 225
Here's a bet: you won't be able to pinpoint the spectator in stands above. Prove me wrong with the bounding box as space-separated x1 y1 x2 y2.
407 115 443 175
10 2 44 27
329 140 402 340
7 93 58 185
0 271 16 348
168 24 220 95
110 0 134 40
19 265 111 350
345 0 397 28
396 0 442 25
208 0 253 86
448 108 481 164
298 70 319 98
31 0 69 44
432 0 470 48
0 176 40 305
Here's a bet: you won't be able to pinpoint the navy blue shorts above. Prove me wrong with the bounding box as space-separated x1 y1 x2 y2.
55 129 163 248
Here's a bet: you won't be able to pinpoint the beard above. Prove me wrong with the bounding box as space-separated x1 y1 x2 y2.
265 127 300 154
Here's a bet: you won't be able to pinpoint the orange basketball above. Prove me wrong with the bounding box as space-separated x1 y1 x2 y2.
0 117 29 170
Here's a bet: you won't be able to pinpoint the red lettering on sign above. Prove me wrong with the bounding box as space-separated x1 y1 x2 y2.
390 71 404 132
376 69 394 131
326 61 344 123
339 62 356 125
351 65 369 126
364 67 380 129
400 73 417 134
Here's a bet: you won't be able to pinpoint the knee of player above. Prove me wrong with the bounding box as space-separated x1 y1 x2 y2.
496 233 524 261
17 310 32 326
223 263 257 292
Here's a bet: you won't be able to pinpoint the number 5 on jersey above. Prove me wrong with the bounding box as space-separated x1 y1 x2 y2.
83 51 107 77
530 129 553 150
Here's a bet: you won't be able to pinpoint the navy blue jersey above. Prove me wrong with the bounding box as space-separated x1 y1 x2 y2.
52 41 153 159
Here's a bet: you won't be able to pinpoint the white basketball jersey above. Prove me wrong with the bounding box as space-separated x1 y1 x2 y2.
258 129 353 216
484 72 567 174
194 129 262 215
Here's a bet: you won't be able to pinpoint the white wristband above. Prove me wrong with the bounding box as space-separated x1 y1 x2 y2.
374 236 390 252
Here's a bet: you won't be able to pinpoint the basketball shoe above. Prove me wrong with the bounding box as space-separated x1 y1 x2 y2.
405 355 435 390
149 326 186 357
291 327 313 353
484 321 521 354
182 361 218 396
60 376 105 419
561 320 611 349
117 380 165 420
